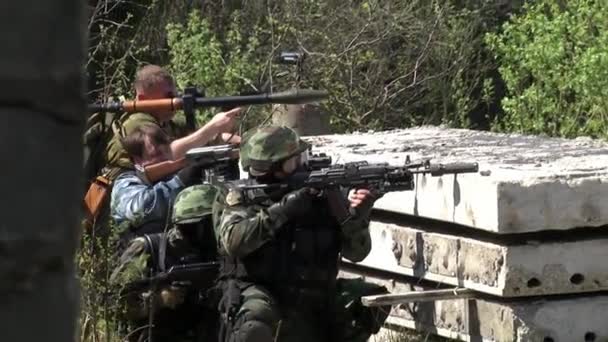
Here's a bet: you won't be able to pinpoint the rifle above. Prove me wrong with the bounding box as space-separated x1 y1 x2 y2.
307 152 332 171
138 144 240 183
122 261 220 293
238 159 479 193
236 159 479 222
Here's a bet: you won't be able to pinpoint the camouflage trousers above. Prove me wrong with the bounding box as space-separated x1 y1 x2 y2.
219 277 391 342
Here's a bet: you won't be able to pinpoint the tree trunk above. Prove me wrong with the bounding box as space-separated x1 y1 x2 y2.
0 1 85 341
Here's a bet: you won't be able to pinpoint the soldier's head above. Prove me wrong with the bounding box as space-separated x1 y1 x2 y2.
240 126 310 180
172 184 218 225
172 184 218 244
134 64 177 121
121 124 172 167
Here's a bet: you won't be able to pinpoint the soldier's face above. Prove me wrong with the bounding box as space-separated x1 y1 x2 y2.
137 80 178 121
137 136 172 166
277 154 305 177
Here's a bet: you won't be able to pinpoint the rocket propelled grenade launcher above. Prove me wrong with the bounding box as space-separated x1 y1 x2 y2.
88 89 329 114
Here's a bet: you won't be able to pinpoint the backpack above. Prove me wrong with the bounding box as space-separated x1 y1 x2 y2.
83 111 121 186
82 110 127 231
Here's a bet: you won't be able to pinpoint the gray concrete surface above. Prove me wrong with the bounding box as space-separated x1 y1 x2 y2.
306 126 608 233
349 221 608 297
342 270 608 342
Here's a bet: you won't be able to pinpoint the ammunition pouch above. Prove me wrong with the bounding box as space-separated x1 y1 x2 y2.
83 175 111 228
83 167 123 232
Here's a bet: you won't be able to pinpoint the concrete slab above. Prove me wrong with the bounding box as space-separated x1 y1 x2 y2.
347 220 608 297
342 269 608 342
305 126 608 233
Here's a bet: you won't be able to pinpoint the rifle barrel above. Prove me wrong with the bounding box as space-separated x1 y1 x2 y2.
423 162 479 176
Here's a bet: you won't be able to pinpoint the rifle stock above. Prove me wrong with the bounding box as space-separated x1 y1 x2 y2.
143 158 188 183
142 144 241 183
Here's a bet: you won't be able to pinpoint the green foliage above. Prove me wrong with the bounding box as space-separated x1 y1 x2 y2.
487 0 608 138
162 1 509 133
78 226 122 342
167 11 269 125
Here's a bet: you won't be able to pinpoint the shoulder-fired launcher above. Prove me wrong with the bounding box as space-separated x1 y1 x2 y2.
88 89 328 114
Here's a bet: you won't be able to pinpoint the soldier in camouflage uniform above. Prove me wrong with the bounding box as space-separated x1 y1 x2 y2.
111 184 221 342
213 126 391 342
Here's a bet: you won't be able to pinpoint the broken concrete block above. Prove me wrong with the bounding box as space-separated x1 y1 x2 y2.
306 126 608 233
349 220 608 297
342 269 608 342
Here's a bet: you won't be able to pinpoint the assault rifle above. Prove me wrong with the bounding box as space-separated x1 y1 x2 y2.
122 261 220 293
138 144 240 183
306 152 332 171
141 146 332 184
236 159 479 222
238 159 479 193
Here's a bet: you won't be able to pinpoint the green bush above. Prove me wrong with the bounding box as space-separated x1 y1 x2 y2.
487 0 608 138
167 11 270 128
165 1 507 133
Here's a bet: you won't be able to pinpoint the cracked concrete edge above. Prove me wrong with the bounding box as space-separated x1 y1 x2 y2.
355 221 608 297
341 269 608 342
305 127 608 233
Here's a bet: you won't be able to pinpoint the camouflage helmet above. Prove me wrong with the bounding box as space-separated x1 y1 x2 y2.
172 184 218 224
241 126 310 175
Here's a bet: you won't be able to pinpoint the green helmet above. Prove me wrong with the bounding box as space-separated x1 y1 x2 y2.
241 126 310 175
172 184 218 224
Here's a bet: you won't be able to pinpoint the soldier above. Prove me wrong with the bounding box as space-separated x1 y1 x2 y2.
213 126 390 342
104 64 241 177
110 124 206 246
84 64 240 233
111 183 221 342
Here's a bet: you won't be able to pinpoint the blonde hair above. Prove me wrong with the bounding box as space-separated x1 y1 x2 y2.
134 64 174 94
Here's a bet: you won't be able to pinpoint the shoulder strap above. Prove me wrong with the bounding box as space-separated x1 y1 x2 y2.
142 233 160 272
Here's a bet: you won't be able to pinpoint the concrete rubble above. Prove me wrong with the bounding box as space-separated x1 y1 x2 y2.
342 270 607 342
353 220 608 297
301 126 608 341
305 126 608 234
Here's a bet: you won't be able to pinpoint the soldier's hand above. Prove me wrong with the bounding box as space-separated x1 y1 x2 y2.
159 284 186 309
176 164 204 186
268 187 316 221
348 188 380 216
209 107 242 133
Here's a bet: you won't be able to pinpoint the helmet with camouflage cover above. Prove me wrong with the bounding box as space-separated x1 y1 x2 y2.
241 126 310 176
172 184 218 224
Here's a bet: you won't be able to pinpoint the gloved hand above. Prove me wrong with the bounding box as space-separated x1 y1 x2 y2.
267 187 316 224
177 164 204 186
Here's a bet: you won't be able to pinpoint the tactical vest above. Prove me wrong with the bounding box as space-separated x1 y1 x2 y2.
140 219 218 273
220 179 342 305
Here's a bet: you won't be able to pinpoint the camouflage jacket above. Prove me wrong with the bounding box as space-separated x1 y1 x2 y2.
212 180 372 263
105 112 187 170
111 170 185 232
